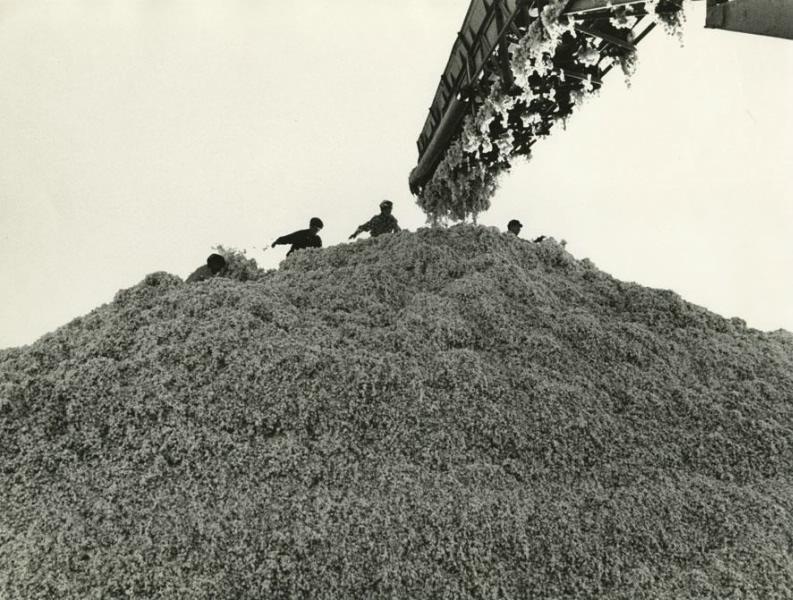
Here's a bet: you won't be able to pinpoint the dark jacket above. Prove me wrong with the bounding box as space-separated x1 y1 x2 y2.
186 264 215 283
358 214 400 237
274 229 322 256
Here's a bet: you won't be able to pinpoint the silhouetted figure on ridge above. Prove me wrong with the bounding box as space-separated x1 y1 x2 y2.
508 218 546 243
186 253 227 283
271 217 323 256
349 200 400 239
507 219 523 236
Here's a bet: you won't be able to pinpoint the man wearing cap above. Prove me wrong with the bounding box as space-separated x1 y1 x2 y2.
271 217 324 256
186 253 227 283
507 219 546 242
349 200 401 239
507 219 523 236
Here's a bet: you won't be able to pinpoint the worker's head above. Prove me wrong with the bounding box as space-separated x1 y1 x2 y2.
309 217 324 233
206 253 227 274
507 219 523 236
379 200 393 214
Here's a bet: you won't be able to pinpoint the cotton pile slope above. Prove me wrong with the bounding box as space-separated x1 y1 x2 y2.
2 225 793 599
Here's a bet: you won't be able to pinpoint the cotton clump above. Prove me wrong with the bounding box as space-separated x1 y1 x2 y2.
2 225 793 599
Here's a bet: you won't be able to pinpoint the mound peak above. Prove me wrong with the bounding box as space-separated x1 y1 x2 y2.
2 225 793 598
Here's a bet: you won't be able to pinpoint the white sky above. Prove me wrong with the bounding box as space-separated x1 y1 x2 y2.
1 1 791 349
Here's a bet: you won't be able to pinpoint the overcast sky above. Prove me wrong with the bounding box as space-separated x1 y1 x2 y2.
1 1 791 349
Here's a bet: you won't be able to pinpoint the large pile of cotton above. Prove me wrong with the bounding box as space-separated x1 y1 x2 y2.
2 225 793 599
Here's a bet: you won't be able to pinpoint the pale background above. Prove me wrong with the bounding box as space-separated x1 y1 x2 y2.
1 0 791 349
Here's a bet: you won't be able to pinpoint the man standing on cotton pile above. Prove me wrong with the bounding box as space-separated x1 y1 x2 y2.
271 217 324 257
349 200 401 239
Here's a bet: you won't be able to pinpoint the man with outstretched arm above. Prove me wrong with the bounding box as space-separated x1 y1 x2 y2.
349 200 400 239
271 217 323 256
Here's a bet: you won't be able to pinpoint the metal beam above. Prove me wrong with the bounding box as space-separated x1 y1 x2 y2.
574 24 638 51
409 97 466 192
558 68 603 86
564 0 646 16
705 0 793 40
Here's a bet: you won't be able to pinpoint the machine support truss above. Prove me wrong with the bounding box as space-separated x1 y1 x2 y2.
409 0 792 194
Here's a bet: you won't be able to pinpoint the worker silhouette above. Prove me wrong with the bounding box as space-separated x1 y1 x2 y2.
271 217 323 256
186 253 227 283
508 219 546 242
349 200 400 239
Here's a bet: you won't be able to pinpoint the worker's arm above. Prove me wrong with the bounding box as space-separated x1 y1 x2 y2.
349 220 371 239
271 231 300 247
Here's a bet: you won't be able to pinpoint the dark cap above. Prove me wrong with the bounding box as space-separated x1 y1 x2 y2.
379 200 393 209
507 219 523 229
309 217 324 229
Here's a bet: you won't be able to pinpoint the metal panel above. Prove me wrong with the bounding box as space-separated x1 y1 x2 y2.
564 0 646 15
485 17 501 48
705 0 793 40
449 52 465 81
468 1 488 35
503 0 520 12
